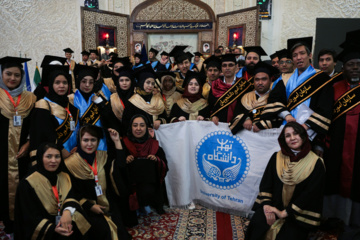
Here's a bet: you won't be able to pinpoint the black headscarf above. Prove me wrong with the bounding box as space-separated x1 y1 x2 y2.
36 142 63 186
115 66 135 105
45 70 70 108
127 114 150 144
75 66 99 102
76 125 103 165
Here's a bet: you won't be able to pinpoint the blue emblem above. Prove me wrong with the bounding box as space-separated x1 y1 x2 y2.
195 131 250 189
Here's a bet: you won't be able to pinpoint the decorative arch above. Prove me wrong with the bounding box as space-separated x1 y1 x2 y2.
130 0 216 56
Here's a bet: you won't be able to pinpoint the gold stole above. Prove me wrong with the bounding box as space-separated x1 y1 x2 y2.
103 78 117 93
110 93 125 121
265 151 322 240
0 89 36 220
65 60 76 92
163 90 182 117
174 72 185 92
64 151 109 211
26 171 91 236
129 93 165 123
202 82 211 100
176 97 208 120
241 91 269 110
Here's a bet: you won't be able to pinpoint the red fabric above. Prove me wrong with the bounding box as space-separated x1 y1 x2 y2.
211 78 233 98
123 137 159 158
216 212 233 240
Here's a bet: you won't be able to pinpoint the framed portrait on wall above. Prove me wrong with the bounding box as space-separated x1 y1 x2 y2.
228 25 245 48
201 41 211 54
134 42 142 53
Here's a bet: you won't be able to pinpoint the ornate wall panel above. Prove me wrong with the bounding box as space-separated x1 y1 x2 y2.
201 32 213 42
0 0 81 80
217 6 259 48
133 32 146 42
82 8 129 57
134 0 210 21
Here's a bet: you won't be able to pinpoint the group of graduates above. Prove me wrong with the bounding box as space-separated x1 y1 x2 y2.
1 27 360 239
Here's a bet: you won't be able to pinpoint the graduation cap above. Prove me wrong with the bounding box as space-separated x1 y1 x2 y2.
133 64 156 87
40 55 66 67
194 52 203 57
244 46 267 57
63 48 74 53
81 50 90 56
339 29 360 48
0 56 31 68
74 64 99 82
253 61 279 78
111 57 131 68
269 52 278 60
115 66 134 81
203 55 221 70
276 49 291 60
89 49 98 55
156 71 176 83
160 51 169 56
183 71 206 87
134 53 142 59
41 65 70 86
221 54 237 63
169 45 188 57
149 48 159 56
287 36 313 53
186 52 194 60
109 52 118 58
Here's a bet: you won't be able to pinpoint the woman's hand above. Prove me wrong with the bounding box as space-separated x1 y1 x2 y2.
90 204 106 214
55 222 73 237
108 128 122 148
126 155 134 164
60 210 73 232
243 119 253 131
61 148 72 159
178 116 186 121
285 114 296 122
252 124 260 132
153 120 161 130
211 116 219 125
197 116 204 121
263 205 276 226
16 140 30 159
147 155 157 161
92 95 99 102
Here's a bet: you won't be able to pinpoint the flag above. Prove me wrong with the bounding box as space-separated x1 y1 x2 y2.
33 65 41 87
24 62 31 91
141 41 148 63
155 121 281 216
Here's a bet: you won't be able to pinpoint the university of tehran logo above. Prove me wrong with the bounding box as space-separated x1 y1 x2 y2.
195 131 250 189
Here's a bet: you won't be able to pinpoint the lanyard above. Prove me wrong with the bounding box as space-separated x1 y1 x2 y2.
84 153 98 184
52 185 61 215
64 106 73 121
4 90 21 113
120 98 125 110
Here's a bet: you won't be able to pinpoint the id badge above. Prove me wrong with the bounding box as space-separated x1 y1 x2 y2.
55 215 61 225
95 185 103 196
13 115 21 126
70 120 75 131
69 70 72 74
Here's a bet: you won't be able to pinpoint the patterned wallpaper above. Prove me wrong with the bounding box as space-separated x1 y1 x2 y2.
0 0 81 80
217 8 259 48
134 0 210 21
82 9 129 57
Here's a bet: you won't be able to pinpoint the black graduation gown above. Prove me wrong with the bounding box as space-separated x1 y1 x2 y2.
14 170 87 240
64 150 131 240
169 102 210 122
0 90 35 233
246 152 325 240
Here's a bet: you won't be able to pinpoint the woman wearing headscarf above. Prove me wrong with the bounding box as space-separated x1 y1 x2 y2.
103 57 132 94
14 142 90 239
156 71 182 121
122 64 167 132
123 114 168 215
68 64 108 151
0 57 37 233
29 64 79 161
169 71 209 122
245 122 325 240
64 125 131 240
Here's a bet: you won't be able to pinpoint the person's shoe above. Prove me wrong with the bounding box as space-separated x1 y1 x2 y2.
188 202 196 210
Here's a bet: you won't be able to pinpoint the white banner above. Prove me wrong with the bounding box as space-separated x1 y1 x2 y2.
155 121 281 216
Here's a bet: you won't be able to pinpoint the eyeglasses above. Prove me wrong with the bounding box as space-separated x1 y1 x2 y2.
222 63 235 68
279 60 292 65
